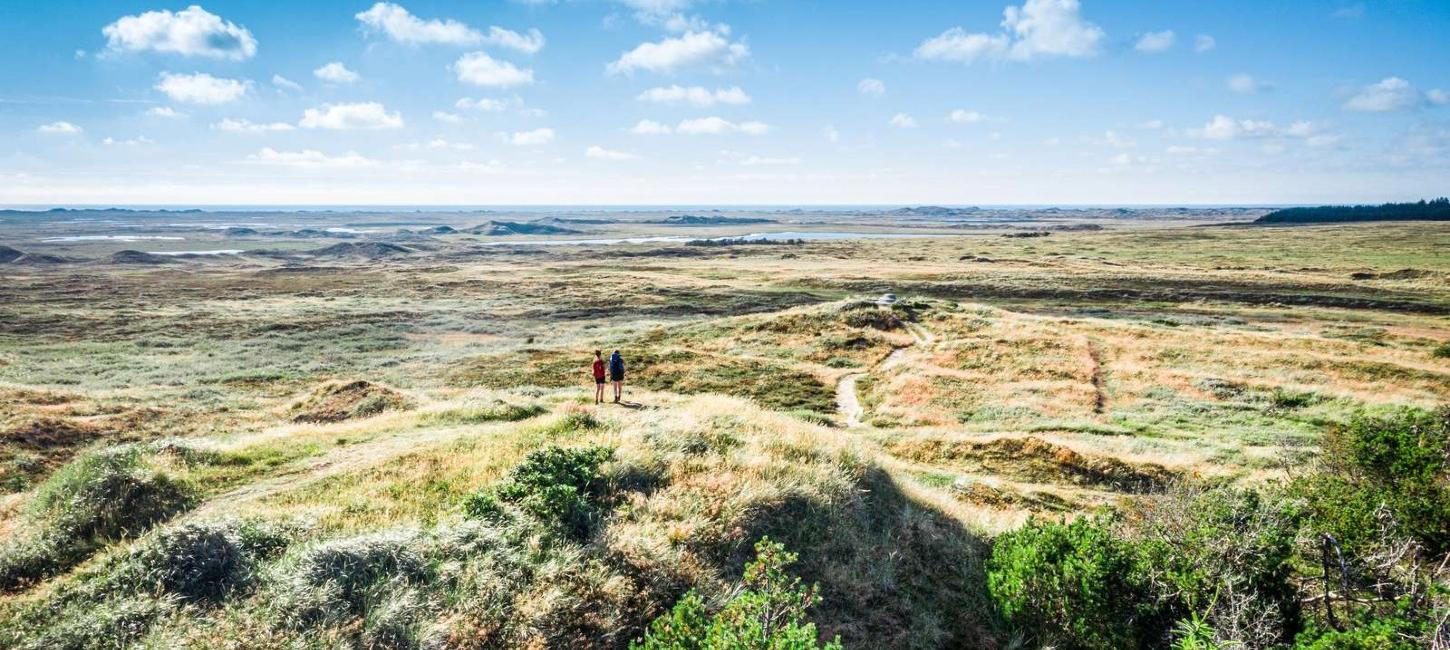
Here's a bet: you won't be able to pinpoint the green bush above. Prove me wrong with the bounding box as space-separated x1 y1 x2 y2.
129 521 250 603
463 445 615 540
1432 342 1450 359
0 446 195 591
1297 407 1449 555
1293 615 1429 650
987 516 1160 650
631 537 842 650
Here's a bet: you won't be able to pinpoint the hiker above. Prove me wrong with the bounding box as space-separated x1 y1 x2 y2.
590 350 607 404
608 350 625 403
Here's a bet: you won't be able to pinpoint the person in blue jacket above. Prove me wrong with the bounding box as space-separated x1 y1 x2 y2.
608 350 625 403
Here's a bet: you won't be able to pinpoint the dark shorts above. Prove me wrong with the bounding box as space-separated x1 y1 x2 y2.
610 372 624 382
594 377 606 385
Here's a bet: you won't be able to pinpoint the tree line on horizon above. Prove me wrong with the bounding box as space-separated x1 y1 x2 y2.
1256 198 1449 224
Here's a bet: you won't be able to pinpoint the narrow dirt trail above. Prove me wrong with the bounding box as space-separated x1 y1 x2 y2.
836 318 939 428
185 419 518 520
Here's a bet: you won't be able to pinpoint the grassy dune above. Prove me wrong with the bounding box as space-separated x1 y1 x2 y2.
1 221 1447 647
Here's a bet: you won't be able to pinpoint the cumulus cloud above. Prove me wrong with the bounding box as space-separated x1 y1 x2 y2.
888 113 917 128
272 74 302 92
248 147 378 168
314 62 360 84
1428 89 1449 106
103 6 257 60
637 85 750 106
102 136 154 146
146 106 186 118
484 26 545 55
1191 115 1278 140
213 118 295 133
433 111 464 124
1227 73 1270 94
948 109 986 124
1194 34 1216 53
1134 30 1174 53
915 0 1104 64
300 102 404 129
1343 77 1424 112
37 121 82 134
456 97 512 112
585 145 638 160
676 117 768 135
454 52 534 87
355 2 481 45
509 127 555 145
155 72 249 104
607 29 748 75
630 119 674 135
857 78 886 96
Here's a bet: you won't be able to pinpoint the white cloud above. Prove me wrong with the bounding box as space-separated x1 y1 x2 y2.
438 139 474 150
1140 119 1164 129
822 125 840 143
103 6 256 60
355 2 481 45
607 29 748 75
585 145 638 160
1101 130 1135 148
454 52 534 87
272 74 302 92
1194 34 1216 53
102 136 154 146
1227 73 1269 94
1428 89 1449 106
857 78 886 96
1191 114 1279 140
154 72 249 104
637 85 750 106
1332 3 1365 19
1134 30 1174 53
433 111 464 124
314 62 360 84
213 118 295 133
888 113 917 128
630 119 673 135
146 106 186 119
675 117 768 135
915 0 1104 64
37 121 82 134
737 155 799 166
484 26 545 55
248 147 377 168
948 109 986 124
509 127 555 145
299 102 403 129
456 97 511 112
1343 77 1422 112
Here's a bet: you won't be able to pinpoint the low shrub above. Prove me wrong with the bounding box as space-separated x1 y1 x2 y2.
0 445 195 591
987 516 1160 650
1297 407 1449 556
129 521 250 603
631 537 842 650
278 531 430 627
464 445 615 540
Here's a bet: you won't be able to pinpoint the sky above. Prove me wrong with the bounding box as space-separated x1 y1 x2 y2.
0 0 1448 206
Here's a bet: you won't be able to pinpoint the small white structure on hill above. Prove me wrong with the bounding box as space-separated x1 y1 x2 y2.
875 293 898 309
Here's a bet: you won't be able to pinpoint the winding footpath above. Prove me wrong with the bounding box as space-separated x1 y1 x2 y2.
836 320 936 428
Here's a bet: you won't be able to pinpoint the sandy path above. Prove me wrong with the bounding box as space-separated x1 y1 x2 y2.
836 319 938 427
185 420 516 520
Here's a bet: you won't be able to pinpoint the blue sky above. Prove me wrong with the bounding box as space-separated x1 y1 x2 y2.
1 0 1447 205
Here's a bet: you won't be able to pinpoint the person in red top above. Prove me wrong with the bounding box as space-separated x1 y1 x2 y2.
590 350 607 404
